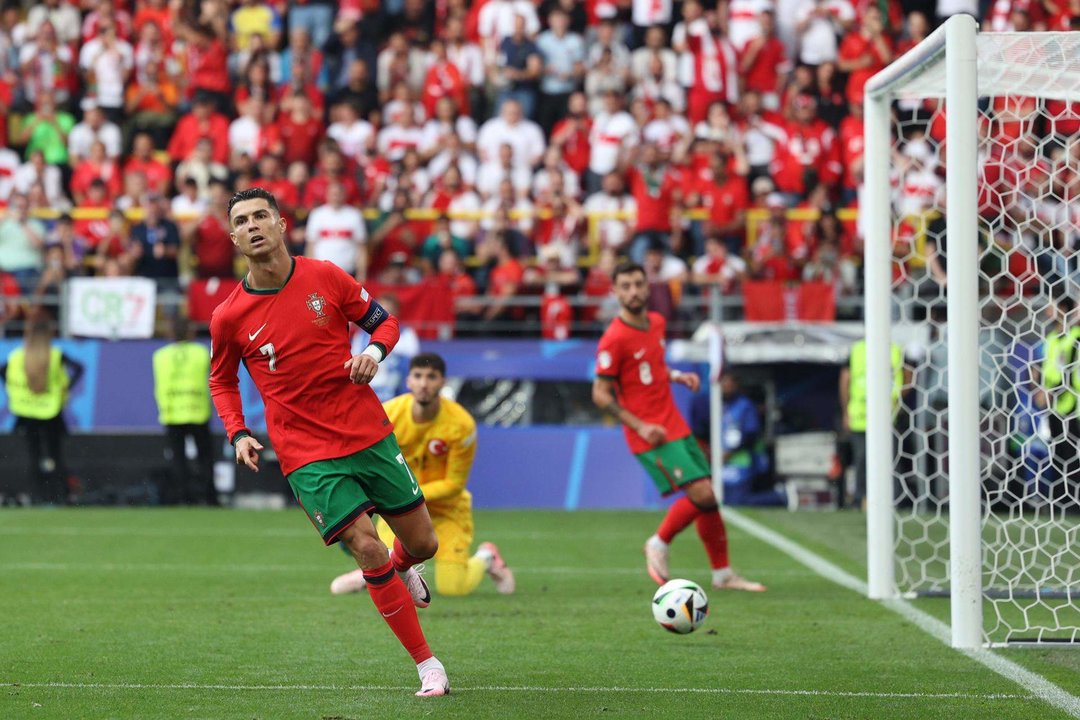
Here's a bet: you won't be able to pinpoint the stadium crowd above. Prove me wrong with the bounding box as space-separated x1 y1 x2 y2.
0 0 1077 334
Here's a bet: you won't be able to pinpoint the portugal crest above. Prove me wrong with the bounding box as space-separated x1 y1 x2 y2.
307 292 330 326
306 292 326 317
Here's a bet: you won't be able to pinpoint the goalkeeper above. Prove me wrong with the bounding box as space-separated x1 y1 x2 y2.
331 353 515 596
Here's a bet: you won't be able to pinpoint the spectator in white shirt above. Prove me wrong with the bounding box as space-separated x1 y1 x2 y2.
25 0 81 45
481 180 535 236
68 100 122 162
228 96 268 165
327 101 375 163
587 91 638 194
377 104 425 162
582 172 637 252
477 143 533 199
643 99 691 160
631 0 674 47
77 22 133 120
305 181 368 278
441 165 483 240
14 150 68 210
428 134 480 189
586 18 632 83
631 26 679 84
727 0 775 51
420 96 478 160
171 177 208 222
795 0 855 66
476 99 546 170
533 146 581 200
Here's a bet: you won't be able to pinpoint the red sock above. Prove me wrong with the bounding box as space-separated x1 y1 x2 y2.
695 509 730 570
390 537 423 573
656 496 703 544
364 561 433 664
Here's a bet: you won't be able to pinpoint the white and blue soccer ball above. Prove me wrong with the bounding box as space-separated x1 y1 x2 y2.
652 579 709 634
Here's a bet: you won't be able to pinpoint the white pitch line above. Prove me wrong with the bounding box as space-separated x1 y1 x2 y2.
0 681 1031 701
724 509 1080 719
0 561 813 578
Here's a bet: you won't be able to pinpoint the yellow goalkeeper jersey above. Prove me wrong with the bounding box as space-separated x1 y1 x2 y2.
383 393 478 514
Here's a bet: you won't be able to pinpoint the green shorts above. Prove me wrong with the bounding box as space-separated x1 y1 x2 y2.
287 434 425 545
635 436 712 496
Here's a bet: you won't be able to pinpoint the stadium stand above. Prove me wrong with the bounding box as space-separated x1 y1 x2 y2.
0 0 1073 337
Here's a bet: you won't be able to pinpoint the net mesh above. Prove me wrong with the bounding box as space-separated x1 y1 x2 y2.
887 38 1080 643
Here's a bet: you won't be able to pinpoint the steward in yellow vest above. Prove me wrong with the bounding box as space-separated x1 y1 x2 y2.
152 319 217 505
839 338 907 509
1036 297 1080 492
1 319 84 504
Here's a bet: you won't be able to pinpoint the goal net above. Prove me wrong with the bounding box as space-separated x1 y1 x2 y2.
864 16 1080 647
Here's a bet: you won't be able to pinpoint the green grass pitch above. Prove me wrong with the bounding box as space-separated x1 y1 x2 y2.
2 507 1078 719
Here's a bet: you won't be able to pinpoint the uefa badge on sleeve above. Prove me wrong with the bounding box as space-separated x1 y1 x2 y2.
314 509 325 527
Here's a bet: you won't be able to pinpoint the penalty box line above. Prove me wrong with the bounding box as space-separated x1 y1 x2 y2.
724 509 1080 720
0 681 1031 701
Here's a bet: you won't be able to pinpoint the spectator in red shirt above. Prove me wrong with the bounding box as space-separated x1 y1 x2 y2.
837 6 894 106
774 94 841 196
125 53 180 148
273 94 325 167
167 94 230 165
550 91 592 177
187 179 235 279
302 142 362 208
181 23 232 112
436 248 480 321
626 142 684 260
749 193 803 282
423 38 469 119
125 133 172 195
133 0 174 47
700 153 750 252
275 56 326 117
838 100 864 202
739 11 791 110
480 231 525 324
70 140 122 204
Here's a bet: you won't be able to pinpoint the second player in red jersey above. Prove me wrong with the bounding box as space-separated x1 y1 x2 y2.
596 312 690 456
593 261 766 592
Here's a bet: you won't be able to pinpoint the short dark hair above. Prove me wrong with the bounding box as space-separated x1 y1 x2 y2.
410 352 446 376
227 187 280 220
612 261 646 283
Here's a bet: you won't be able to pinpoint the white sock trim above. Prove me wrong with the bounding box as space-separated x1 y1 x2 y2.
417 657 443 676
647 534 669 550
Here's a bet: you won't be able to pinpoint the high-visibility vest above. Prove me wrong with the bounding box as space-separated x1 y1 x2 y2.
847 339 903 433
1042 327 1080 416
5 347 68 420
152 341 212 425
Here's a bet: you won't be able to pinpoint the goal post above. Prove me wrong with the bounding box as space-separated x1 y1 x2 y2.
864 15 1080 648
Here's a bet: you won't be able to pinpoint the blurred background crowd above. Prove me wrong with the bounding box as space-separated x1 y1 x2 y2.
0 0 1077 337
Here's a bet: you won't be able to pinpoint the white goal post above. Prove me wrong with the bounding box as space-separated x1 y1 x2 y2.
864 15 1080 648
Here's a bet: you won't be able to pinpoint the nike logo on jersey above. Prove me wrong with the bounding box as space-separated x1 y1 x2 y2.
248 323 268 341
634 349 646 359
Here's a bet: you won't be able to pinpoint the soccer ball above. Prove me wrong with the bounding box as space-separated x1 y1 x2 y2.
651 579 709 634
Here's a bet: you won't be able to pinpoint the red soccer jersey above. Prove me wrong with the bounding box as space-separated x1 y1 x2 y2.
595 312 692 454
209 257 399 475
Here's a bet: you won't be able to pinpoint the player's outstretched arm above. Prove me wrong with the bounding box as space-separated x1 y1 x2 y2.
669 369 700 393
592 376 667 446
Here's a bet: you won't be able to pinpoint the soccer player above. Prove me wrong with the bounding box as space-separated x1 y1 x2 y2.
330 352 516 597
592 261 766 592
208 188 450 697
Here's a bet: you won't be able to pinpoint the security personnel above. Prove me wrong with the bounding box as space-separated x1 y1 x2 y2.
153 318 215 505
840 338 906 510
2 318 84 504
1036 297 1080 496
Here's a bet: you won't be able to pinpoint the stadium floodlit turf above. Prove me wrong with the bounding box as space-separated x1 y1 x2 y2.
2 508 1078 720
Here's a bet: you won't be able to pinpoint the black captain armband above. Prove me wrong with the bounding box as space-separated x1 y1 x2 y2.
358 299 388 332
